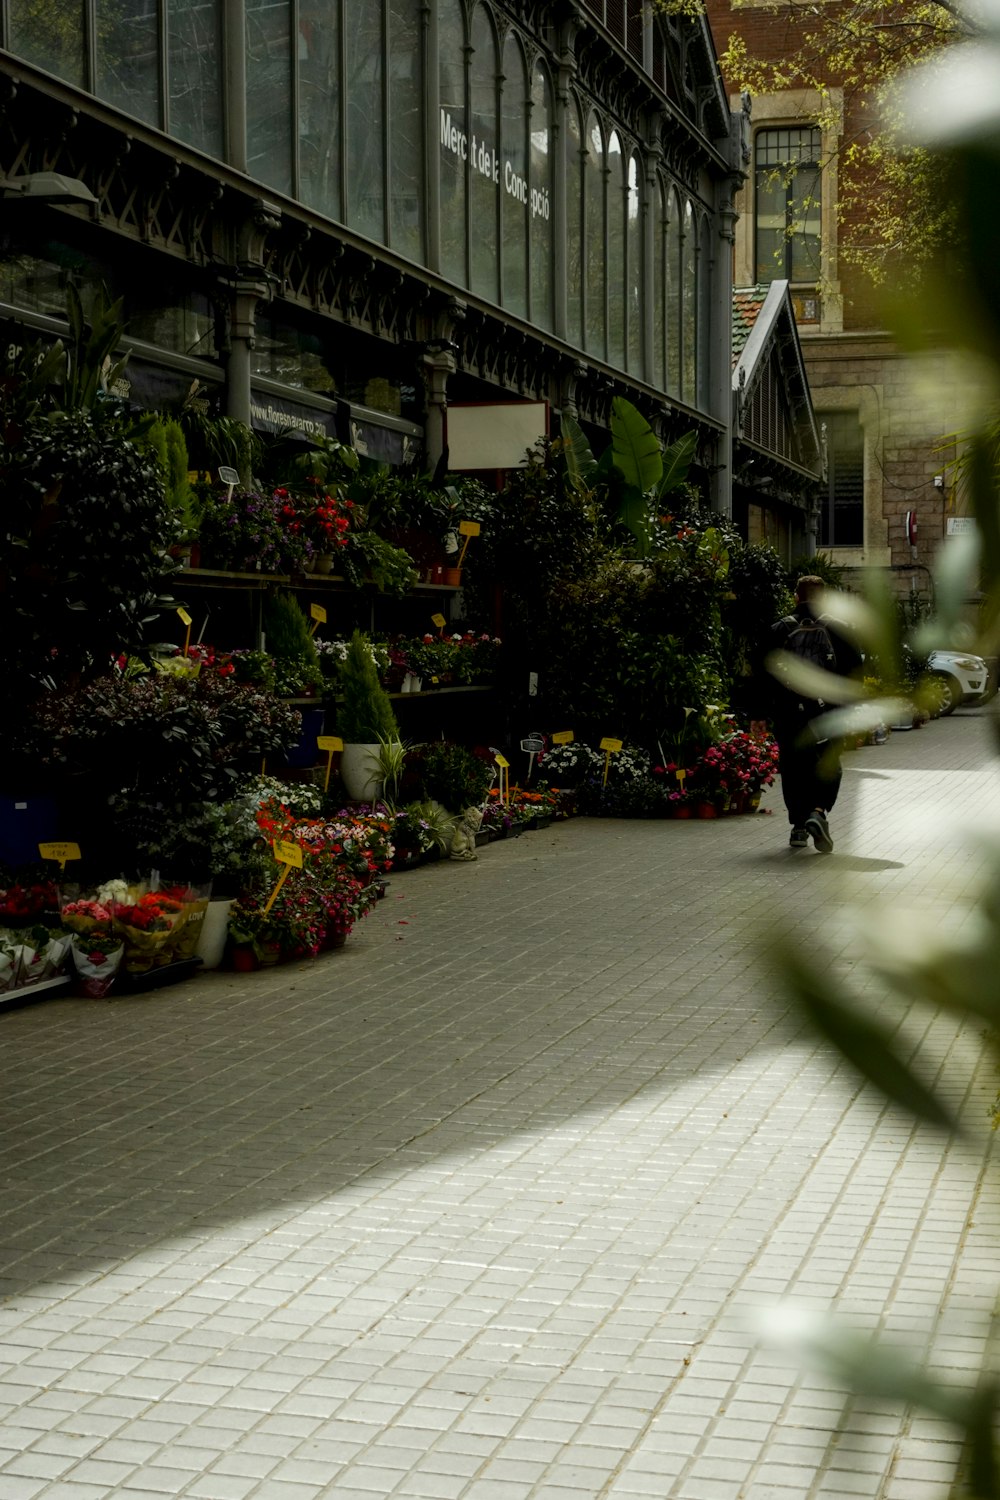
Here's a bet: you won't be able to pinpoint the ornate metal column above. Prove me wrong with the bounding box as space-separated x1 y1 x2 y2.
709 94 750 518
217 198 282 427
421 296 465 471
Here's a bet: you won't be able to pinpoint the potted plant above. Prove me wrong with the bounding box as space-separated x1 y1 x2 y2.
336 631 401 801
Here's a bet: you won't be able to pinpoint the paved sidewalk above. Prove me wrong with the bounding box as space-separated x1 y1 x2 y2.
2 712 999 1500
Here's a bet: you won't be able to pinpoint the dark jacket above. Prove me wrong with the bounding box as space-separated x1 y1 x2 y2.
751 601 863 726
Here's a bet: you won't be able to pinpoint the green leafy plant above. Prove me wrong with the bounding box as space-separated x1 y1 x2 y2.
341 529 419 598
405 741 495 813
337 631 400 743
562 399 698 557
263 591 323 698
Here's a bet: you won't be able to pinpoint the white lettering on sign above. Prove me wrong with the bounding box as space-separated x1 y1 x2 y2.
441 109 550 220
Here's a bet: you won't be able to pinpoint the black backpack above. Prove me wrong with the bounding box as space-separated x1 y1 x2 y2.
774 613 837 708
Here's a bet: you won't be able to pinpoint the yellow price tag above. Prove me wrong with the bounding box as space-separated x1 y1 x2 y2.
495 754 510 768
456 521 480 566
431 613 447 629
675 769 687 786
600 737 623 752
273 839 304 869
176 607 192 627
552 731 574 745
310 603 327 623
317 735 342 793
39 841 81 868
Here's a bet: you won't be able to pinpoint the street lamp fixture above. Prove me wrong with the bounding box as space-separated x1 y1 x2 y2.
0 172 97 205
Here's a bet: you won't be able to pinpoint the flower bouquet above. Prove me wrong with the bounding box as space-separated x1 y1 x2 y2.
112 889 186 972
0 877 60 929
157 882 212 961
10 923 55 987
0 937 19 991
71 929 125 998
60 896 114 935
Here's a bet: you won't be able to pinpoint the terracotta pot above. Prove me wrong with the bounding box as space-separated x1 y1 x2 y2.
672 804 693 819
695 801 717 819
231 944 259 973
442 566 462 587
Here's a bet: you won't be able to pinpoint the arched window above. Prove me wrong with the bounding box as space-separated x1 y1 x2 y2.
529 58 554 332
682 198 697 402
666 187 681 397
388 0 422 261
439 0 468 286
607 131 626 369
501 32 529 318
627 151 643 374
566 100 584 348
346 0 385 242
247 0 292 193
470 4 499 302
584 112 606 359
653 176 667 391
299 0 341 220
699 214 712 410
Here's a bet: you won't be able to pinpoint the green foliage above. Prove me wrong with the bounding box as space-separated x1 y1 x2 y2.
405 741 495 813
0 407 177 701
715 0 968 293
337 630 400 743
140 416 199 540
725 541 795 678
341 529 419 598
178 384 260 485
63 282 131 413
262 591 324 697
787 551 845 590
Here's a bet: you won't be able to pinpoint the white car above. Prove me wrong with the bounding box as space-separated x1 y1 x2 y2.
923 649 995 715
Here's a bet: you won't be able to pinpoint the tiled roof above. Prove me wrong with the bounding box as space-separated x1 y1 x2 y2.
733 285 769 364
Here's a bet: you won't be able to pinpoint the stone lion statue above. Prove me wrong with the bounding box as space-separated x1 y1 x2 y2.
449 805 483 861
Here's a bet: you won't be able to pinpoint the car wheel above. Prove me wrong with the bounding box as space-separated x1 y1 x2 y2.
929 672 962 716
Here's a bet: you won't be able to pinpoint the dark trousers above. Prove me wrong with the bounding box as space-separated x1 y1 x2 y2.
775 716 843 827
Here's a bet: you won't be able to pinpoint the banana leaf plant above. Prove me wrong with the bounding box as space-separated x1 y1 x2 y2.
561 397 698 557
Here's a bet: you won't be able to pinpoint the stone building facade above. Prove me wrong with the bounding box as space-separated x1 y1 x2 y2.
704 0 969 598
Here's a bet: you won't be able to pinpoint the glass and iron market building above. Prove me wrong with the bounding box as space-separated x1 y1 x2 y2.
0 0 820 530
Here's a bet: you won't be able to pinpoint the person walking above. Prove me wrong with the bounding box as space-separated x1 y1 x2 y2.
751 575 862 853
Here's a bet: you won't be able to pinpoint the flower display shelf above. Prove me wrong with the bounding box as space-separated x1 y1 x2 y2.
0 974 72 1012
179 569 462 595
115 957 204 995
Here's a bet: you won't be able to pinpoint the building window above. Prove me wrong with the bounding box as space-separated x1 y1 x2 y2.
819 411 864 546
501 32 529 319
469 4 499 302
529 59 554 332
607 131 626 368
583 111 606 359
299 0 341 221
626 152 642 375
346 0 385 243
439 0 467 286
247 0 292 194
754 126 821 285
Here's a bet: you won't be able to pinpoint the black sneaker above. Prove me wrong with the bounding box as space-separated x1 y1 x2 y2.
805 810 833 853
789 827 809 848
